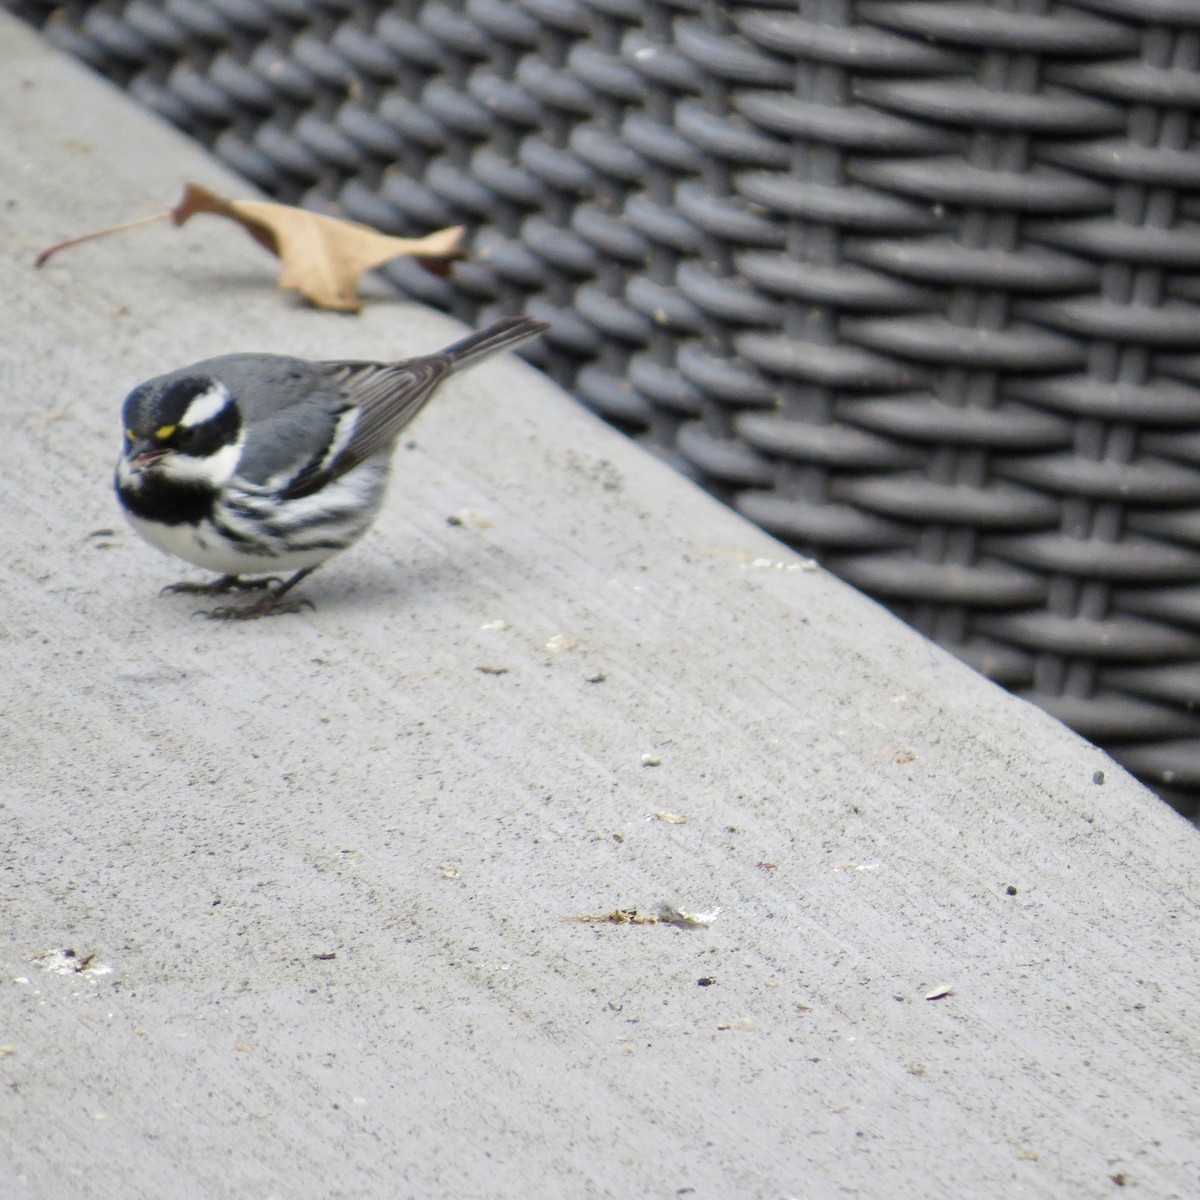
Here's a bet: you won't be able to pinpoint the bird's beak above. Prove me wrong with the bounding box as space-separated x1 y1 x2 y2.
127 438 168 471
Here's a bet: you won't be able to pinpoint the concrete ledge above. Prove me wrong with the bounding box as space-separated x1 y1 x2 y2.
2 16 1197 1199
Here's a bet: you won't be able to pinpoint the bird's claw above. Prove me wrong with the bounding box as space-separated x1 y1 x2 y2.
193 594 315 621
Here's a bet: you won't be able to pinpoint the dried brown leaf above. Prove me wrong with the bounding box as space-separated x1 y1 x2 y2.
36 182 465 312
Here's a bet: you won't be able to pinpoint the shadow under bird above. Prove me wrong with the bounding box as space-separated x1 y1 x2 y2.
115 315 549 619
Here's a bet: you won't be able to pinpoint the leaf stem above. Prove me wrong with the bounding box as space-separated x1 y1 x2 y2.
34 210 170 267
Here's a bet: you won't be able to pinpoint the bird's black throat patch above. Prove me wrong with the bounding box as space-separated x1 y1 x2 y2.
116 472 214 527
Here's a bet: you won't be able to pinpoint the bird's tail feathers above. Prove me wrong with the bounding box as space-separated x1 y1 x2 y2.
440 316 549 372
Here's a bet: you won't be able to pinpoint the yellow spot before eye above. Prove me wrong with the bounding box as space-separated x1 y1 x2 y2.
124 430 135 442
155 424 177 441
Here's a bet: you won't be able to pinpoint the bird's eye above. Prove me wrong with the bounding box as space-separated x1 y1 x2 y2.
155 424 177 442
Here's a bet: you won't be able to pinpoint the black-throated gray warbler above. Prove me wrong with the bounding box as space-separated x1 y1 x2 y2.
116 315 548 619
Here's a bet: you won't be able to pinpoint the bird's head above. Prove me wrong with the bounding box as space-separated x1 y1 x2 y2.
118 374 242 488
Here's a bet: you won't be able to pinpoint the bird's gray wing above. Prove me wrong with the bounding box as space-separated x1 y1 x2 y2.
196 318 546 497
238 400 351 490
280 356 450 500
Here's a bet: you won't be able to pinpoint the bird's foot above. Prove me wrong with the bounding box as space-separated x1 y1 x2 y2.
194 569 317 620
162 574 282 597
196 591 315 621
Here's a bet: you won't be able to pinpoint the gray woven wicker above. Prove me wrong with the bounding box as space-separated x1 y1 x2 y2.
12 0 1200 817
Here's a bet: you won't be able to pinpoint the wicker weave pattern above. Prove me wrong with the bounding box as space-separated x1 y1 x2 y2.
13 0 1200 813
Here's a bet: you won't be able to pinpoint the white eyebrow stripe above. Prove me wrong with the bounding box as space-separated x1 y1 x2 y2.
180 382 232 428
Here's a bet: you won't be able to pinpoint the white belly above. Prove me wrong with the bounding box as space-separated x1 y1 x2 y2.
122 511 340 575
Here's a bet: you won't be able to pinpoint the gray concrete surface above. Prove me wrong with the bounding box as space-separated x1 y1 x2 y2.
1 15 1198 1199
